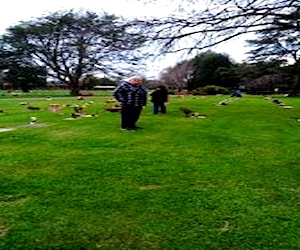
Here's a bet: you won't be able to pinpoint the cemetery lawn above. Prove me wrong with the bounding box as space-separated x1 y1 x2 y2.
0 94 299 249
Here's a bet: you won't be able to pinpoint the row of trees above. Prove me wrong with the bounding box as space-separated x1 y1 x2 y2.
154 0 299 94
158 51 297 94
0 0 299 95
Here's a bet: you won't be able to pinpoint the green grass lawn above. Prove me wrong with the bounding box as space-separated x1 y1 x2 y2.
0 94 299 249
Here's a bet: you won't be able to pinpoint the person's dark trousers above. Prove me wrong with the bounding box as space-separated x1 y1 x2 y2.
131 106 142 127
153 103 159 114
160 102 166 113
153 102 166 114
121 105 142 129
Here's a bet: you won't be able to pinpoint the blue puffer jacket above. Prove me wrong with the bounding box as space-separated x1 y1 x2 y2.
113 81 147 107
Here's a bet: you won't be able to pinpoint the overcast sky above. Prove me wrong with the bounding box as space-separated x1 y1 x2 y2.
0 0 176 32
0 0 250 78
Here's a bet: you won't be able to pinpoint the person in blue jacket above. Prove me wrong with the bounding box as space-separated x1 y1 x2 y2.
150 85 168 114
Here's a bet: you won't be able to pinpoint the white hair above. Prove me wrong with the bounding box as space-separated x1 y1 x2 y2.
125 76 143 82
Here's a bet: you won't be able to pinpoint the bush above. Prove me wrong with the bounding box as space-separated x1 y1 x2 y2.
192 85 230 95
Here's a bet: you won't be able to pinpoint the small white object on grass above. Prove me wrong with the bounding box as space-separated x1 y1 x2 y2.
30 117 37 125
0 128 15 132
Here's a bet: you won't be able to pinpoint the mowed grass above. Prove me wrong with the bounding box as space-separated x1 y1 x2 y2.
0 94 299 249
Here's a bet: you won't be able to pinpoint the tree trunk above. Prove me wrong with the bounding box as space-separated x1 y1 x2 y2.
20 81 30 93
69 77 81 96
289 74 300 96
289 63 300 96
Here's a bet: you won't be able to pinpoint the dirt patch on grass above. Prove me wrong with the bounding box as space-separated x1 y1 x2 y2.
0 217 9 237
0 194 28 205
96 231 160 249
17 123 48 128
0 123 47 133
139 185 164 190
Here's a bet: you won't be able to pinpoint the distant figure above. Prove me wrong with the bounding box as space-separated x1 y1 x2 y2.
231 87 242 97
113 76 147 130
150 85 168 114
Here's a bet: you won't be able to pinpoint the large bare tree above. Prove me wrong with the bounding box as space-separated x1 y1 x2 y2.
159 60 193 90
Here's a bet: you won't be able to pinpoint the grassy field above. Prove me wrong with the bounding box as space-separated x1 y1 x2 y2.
0 93 299 249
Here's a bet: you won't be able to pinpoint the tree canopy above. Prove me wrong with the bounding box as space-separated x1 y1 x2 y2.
189 51 238 89
0 10 149 95
246 8 300 63
245 8 300 94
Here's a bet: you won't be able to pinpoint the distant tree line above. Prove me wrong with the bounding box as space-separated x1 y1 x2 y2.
141 0 299 95
156 51 297 95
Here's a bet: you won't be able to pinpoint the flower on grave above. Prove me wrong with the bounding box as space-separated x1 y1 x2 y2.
49 104 61 112
105 98 116 103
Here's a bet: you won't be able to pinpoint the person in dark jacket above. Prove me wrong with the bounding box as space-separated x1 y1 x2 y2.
113 76 147 130
150 85 168 114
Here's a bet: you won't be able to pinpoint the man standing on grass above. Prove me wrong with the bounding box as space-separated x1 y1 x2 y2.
113 76 147 130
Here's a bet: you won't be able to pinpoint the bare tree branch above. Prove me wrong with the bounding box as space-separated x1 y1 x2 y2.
140 0 299 53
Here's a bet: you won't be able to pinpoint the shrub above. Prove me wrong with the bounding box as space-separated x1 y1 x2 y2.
192 85 230 95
